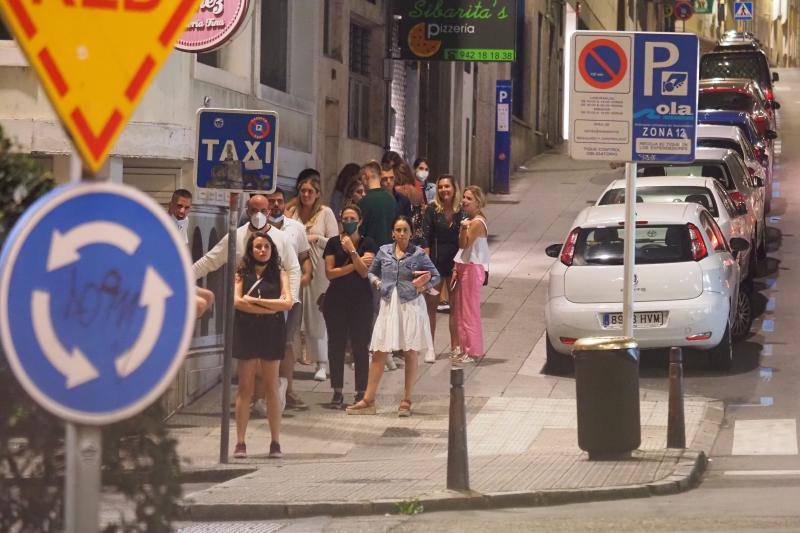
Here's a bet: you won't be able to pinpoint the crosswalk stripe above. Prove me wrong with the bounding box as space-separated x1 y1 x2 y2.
723 470 800 476
732 419 798 456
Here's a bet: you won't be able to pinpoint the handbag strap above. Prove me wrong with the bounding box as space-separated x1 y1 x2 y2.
245 277 263 297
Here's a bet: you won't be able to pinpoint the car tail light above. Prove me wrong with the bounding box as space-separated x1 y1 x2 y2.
560 337 577 345
687 223 708 261
686 332 712 341
560 227 580 266
729 190 746 206
765 88 774 101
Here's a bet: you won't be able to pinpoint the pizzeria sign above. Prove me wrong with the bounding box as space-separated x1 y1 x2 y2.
393 0 517 62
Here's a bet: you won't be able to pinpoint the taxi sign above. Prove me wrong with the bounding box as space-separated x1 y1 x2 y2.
0 0 202 174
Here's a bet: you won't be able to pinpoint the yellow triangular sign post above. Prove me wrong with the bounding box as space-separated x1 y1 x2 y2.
0 0 201 174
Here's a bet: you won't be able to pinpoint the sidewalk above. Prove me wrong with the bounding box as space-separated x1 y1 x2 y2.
172 148 723 520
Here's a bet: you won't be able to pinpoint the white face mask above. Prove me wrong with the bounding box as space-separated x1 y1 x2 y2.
250 212 268 230
416 170 429 181
268 214 284 224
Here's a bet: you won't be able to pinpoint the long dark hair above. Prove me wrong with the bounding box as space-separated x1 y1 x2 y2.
333 162 361 193
238 231 281 282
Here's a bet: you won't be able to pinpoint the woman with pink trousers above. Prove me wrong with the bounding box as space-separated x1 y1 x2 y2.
450 185 489 364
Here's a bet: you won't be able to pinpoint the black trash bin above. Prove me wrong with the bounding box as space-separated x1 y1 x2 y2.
573 337 641 460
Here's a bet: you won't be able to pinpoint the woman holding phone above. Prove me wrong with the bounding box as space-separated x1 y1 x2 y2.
346 216 440 417
450 186 489 365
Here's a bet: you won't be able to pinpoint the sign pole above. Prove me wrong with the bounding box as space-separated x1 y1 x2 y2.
622 161 637 338
65 424 102 533
219 192 240 463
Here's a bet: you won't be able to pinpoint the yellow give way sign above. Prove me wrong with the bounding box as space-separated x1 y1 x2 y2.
0 0 201 173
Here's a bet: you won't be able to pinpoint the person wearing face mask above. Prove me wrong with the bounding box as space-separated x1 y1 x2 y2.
414 158 436 205
322 205 378 408
193 195 301 328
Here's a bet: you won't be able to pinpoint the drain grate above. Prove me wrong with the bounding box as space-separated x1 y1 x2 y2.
177 521 284 533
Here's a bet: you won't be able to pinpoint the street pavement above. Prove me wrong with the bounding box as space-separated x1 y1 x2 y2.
168 147 722 521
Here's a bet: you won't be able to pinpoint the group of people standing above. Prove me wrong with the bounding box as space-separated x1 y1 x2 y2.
183 152 490 460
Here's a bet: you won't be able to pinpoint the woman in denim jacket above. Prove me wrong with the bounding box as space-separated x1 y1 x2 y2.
346 216 440 417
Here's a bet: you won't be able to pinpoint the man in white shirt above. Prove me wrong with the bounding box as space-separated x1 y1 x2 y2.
168 189 192 245
193 195 301 301
261 188 312 411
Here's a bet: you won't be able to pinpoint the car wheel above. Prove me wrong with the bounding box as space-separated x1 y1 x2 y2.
731 286 753 342
747 240 758 280
545 333 573 375
708 323 733 372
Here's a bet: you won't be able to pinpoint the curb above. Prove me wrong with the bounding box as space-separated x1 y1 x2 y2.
178 449 707 521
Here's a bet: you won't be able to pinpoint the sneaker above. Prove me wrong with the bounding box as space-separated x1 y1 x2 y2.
329 391 344 409
385 357 398 371
285 391 309 411
268 441 283 459
278 377 288 412
314 365 327 381
452 353 475 366
233 442 246 459
424 350 436 364
437 300 450 312
252 399 268 418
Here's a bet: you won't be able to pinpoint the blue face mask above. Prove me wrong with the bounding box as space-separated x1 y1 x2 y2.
342 220 359 235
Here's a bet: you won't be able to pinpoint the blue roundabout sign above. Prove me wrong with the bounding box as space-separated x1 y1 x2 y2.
0 182 195 424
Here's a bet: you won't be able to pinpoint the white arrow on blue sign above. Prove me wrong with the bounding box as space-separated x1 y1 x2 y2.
0 182 195 425
734 1 753 20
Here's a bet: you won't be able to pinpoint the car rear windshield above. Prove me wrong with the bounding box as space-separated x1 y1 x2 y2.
699 91 755 112
697 138 744 159
598 186 718 217
572 225 693 265
638 163 734 190
700 53 769 86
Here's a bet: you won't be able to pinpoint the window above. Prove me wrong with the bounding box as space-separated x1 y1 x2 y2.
599 185 720 217
714 181 738 218
0 17 11 40
260 0 288 91
348 21 370 140
572 226 694 265
197 50 220 68
323 0 342 59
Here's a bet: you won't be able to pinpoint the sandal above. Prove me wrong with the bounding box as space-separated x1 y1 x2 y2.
398 399 412 417
346 399 376 415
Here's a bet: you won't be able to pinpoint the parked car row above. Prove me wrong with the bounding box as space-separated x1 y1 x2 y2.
546 32 779 373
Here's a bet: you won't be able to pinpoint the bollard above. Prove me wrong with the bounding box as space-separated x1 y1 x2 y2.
447 368 470 491
667 347 686 448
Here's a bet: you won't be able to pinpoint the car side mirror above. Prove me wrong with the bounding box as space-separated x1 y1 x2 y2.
736 203 748 216
729 237 750 258
772 72 780 83
765 130 778 140
772 101 781 110
545 244 562 258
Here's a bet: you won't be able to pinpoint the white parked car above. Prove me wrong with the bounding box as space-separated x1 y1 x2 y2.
596 176 757 282
696 124 767 185
544 203 750 372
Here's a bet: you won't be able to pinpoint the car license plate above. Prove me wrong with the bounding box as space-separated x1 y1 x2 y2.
602 312 665 329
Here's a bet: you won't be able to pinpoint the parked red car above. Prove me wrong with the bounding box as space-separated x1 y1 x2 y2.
698 78 779 137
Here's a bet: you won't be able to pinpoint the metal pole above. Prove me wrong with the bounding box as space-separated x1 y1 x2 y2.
447 368 469 491
65 424 102 533
622 162 638 338
667 347 687 448
219 192 240 463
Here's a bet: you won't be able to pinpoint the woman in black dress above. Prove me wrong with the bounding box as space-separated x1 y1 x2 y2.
422 175 464 359
323 205 378 408
233 232 293 460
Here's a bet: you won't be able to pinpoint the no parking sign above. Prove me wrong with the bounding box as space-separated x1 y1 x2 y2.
569 31 699 163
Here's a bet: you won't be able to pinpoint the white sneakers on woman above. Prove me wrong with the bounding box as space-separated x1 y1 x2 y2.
314 364 327 381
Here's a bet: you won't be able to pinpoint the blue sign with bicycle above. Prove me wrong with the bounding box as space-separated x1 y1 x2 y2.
631 33 699 162
0 183 195 425
195 108 279 193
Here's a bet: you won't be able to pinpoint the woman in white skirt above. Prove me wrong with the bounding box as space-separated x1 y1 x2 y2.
346 216 440 417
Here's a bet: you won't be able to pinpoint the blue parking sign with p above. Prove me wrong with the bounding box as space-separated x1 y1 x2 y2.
631 33 699 162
